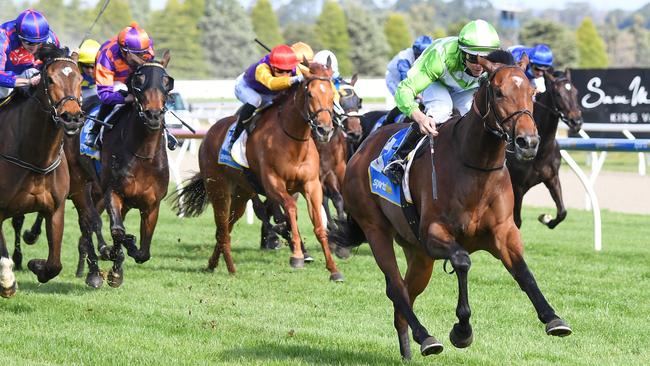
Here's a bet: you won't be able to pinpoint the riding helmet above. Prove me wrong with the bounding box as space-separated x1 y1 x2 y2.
269 45 298 71
291 42 314 62
530 44 553 67
78 39 101 65
412 35 433 59
313 50 339 78
118 22 151 54
15 9 50 44
458 19 500 56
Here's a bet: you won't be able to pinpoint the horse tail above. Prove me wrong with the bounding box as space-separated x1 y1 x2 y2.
169 173 208 217
328 215 366 248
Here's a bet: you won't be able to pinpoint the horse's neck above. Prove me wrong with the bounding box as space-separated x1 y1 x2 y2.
534 93 560 146
457 106 506 171
4 96 64 166
280 91 312 143
120 109 163 159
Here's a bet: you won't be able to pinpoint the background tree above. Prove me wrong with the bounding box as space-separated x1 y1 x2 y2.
201 0 257 78
407 2 437 37
91 0 133 42
519 19 578 69
276 0 322 25
629 15 650 67
251 0 284 55
576 17 608 68
345 4 389 76
314 0 352 75
147 0 209 78
283 22 322 50
129 0 151 25
384 13 412 57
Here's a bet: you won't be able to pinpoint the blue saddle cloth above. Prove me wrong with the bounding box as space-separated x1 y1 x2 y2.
218 122 243 170
80 105 101 161
370 112 404 134
368 126 410 206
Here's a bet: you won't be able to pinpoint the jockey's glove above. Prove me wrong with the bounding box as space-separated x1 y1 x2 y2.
290 75 304 85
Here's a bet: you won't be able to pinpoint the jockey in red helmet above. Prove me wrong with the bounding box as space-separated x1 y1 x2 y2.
231 44 303 145
0 9 60 99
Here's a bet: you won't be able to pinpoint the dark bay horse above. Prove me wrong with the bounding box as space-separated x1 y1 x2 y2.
84 51 173 288
329 52 571 359
0 45 84 297
507 69 582 228
173 62 343 281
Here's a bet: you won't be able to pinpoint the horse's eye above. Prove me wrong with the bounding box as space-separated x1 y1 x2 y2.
494 88 504 98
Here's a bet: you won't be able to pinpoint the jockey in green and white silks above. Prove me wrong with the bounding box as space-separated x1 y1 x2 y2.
383 19 501 184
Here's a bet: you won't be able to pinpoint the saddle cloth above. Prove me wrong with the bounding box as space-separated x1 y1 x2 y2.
79 105 101 160
218 122 249 169
368 127 427 206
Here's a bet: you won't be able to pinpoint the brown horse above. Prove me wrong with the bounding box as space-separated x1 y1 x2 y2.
84 51 173 288
329 51 571 359
508 69 582 228
0 45 84 298
173 61 343 281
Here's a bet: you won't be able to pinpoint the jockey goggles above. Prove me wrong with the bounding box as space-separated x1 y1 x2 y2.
464 52 479 64
531 63 551 72
21 39 42 46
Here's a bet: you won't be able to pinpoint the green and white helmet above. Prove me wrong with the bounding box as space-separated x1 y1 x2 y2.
458 19 501 56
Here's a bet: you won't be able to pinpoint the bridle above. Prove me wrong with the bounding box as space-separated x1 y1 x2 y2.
33 57 84 131
534 74 575 125
293 75 336 139
130 62 173 130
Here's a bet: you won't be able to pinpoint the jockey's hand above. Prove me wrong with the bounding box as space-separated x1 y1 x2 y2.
124 94 135 103
28 74 41 86
412 109 438 137
290 75 304 85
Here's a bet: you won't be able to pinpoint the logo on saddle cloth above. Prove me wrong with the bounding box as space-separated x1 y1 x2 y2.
218 122 246 170
369 127 412 206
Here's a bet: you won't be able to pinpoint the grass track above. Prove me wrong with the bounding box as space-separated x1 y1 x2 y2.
1 200 649 365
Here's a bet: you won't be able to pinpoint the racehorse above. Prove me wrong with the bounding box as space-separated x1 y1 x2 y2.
173 61 343 281
329 51 571 359
507 69 582 228
254 75 363 254
0 45 84 298
84 51 173 288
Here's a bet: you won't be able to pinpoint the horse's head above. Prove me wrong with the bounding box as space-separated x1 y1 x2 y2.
544 69 583 133
478 51 539 161
337 74 363 143
299 59 336 142
35 44 84 135
126 50 174 130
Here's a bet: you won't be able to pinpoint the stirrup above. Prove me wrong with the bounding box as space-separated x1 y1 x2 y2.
166 132 178 151
383 159 406 184
84 133 99 149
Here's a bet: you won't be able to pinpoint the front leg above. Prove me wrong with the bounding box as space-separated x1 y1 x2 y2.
539 175 567 229
28 205 64 283
497 225 572 336
134 205 161 264
11 215 25 270
0 220 18 298
448 246 473 348
103 188 126 287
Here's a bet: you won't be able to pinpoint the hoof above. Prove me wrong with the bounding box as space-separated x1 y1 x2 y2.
420 336 444 356
538 213 552 225
289 257 305 269
329 272 344 282
449 323 473 348
303 251 314 263
85 272 103 289
0 281 17 298
261 237 283 250
99 246 112 261
107 268 123 288
546 318 572 337
22 230 39 245
27 259 57 283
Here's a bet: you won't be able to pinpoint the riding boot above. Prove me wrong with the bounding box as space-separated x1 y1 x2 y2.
382 122 423 185
84 104 112 149
384 107 403 126
229 103 256 150
165 129 178 150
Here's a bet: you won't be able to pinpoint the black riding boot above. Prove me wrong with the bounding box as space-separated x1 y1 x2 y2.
85 104 113 148
382 122 423 185
384 106 403 126
229 103 257 150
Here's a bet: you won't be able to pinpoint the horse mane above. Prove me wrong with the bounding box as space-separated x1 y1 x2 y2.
35 44 70 63
272 62 333 105
485 49 515 65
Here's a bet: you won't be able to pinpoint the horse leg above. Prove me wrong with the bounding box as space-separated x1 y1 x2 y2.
447 246 474 348
264 179 305 268
22 213 44 245
512 186 525 229
539 176 567 229
329 188 351 259
27 206 63 283
497 227 572 337
302 179 340 279
364 225 441 358
252 196 281 250
0 218 18 298
206 182 235 273
11 215 25 270
104 189 127 287
134 205 161 264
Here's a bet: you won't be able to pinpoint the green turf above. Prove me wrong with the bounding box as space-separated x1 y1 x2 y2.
1 200 649 365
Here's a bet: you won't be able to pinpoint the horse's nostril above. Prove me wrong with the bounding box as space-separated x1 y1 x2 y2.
516 135 539 150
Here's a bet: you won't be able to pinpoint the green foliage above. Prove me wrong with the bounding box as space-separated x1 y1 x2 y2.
628 15 650 67
519 20 578 69
201 0 258 78
129 0 151 25
1 200 650 364
315 1 352 75
407 2 436 37
251 0 284 56
147 0 209 79
384 13 412 58
576 17 609 68
91 0 134 43
345 4 389 76
446 19 468 38
282 22 321 51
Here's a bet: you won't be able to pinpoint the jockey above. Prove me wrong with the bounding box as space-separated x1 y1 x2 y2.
85 22 177 150
77 38 101 108
508 44 553 80
383 19 501 184
385 35 433 96
0 9 59 99
231 44 302 145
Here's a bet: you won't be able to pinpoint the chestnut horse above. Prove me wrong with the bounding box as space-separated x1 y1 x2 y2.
173 62 343 281
508 69 582 228
0 45 84 297
83 51 173 288
329 52 571 359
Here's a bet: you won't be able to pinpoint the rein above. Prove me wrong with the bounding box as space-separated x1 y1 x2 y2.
533 76 572 124
0 143 63 175
294 76 336 134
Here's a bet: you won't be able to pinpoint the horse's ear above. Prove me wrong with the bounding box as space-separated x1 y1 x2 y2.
478 56 498 74
351 73 358 86
160 49 171 68
518 53 529 71
565 68 571 80
326 55 332 69
544 70 556 83
301 55 309 69
70 50 79 63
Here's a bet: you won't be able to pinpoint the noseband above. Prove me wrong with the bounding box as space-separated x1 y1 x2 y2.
130 62 173 129
295 76 336 133
35 57 83 127
473 65 534 146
